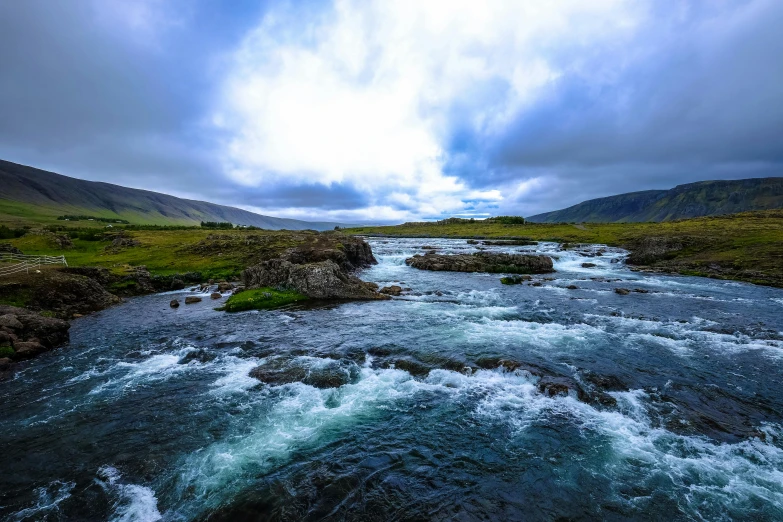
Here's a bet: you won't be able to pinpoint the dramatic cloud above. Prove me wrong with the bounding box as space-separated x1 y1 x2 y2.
1 0 782 222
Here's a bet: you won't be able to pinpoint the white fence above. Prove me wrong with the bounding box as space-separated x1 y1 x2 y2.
0 253 68 277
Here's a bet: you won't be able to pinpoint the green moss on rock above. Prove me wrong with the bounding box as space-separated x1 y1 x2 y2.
222 287 308 312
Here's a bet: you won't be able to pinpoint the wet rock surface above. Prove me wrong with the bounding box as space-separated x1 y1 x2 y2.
405 252 554 274
243 259 387 300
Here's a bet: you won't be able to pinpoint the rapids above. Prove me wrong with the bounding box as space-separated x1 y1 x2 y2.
2 238 782 521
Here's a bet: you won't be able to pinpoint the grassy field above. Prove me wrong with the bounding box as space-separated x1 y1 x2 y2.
2 228 317 281
345 211 783 287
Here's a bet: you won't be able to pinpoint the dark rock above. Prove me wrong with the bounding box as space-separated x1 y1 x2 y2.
0 357 12 370
184 296 202 304
0 314 23 330
249 359 356 389
383 358 431 377
170 299 180 308
284 236 377 272
530 282 542 287
170 278 186 290
633 288 649 293
210 292 222 300
380 285 402 296
581 262 597 268
614 288 630 295
566 285 579 290
13 341 46 358
0 305 69 351
624 236 710 265
500 275 532 285
0 243 23 255
538 376 587 401
217 282 234 292
243 259 387 300
583 372 627 392
405 252 554 274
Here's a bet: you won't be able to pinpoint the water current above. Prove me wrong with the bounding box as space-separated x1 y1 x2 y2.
2 238 783 521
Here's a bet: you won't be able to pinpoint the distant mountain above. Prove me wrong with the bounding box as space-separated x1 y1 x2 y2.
527 178 783 223
0 159 347 230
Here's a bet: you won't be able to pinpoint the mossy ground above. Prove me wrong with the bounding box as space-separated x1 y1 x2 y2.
346 211 783 287
0 345 15 358
221 288 308 312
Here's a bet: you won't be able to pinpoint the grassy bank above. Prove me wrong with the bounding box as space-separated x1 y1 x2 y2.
345 211 783 287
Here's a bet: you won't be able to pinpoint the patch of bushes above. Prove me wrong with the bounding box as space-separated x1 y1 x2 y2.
200 221 234 229
0 345 15 358
486 216 526 225
0 225 26 239
221 287 308 312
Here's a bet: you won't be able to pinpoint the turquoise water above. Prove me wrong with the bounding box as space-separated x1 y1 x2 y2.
2 238 783 521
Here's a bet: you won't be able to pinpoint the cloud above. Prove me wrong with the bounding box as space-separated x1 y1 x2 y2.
214 0 639 219
1 0 782 222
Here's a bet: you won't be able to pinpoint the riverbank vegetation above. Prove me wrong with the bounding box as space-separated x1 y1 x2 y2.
220 287 307 312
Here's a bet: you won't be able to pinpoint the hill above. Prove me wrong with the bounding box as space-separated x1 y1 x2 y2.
0 159 344 230
527 178 783 223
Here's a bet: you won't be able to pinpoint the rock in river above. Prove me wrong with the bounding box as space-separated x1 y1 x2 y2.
405 252 554 274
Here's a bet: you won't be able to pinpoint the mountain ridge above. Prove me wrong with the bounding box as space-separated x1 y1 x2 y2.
0 159 347 230
527 178 783 223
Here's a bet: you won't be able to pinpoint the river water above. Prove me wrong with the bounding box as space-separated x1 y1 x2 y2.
2 238 783 521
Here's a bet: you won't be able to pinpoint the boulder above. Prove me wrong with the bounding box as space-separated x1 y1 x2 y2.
217 282 234 292
0 305 69 350
170 299 180 308
380 285 402 296
13 341 46 358
184 296 202 304
0 314 23 330
405 252 554 274
170 278 186 290
614 288 630 295
566 285 579 290
537 376 587 401
633 288 649 294
581 262 597 268
0 357 12 370
210 292 222 300
242 259 388 300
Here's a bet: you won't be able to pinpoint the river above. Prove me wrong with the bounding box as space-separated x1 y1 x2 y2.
2 237 782 521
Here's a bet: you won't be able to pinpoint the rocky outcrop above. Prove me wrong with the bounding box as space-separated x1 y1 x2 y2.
0 305 70 362
283 235 378 271
405 252 554 274
242 259 387 300
623 236 701 265
0 270 120 319
184 296 202 304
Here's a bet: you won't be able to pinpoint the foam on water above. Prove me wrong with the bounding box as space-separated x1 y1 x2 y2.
98 466 162 522
8 480 75 521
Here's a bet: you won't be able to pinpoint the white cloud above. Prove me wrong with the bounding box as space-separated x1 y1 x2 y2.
215 0 642 219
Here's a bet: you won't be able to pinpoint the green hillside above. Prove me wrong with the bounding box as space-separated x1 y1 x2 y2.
0 159 343 230
527 178 783 223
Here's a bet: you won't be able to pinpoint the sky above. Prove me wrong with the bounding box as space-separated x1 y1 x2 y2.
1 0 781 224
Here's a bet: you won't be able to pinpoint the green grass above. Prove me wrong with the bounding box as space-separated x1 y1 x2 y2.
0 346 15 358
4 228 312 279
221 287 308 312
